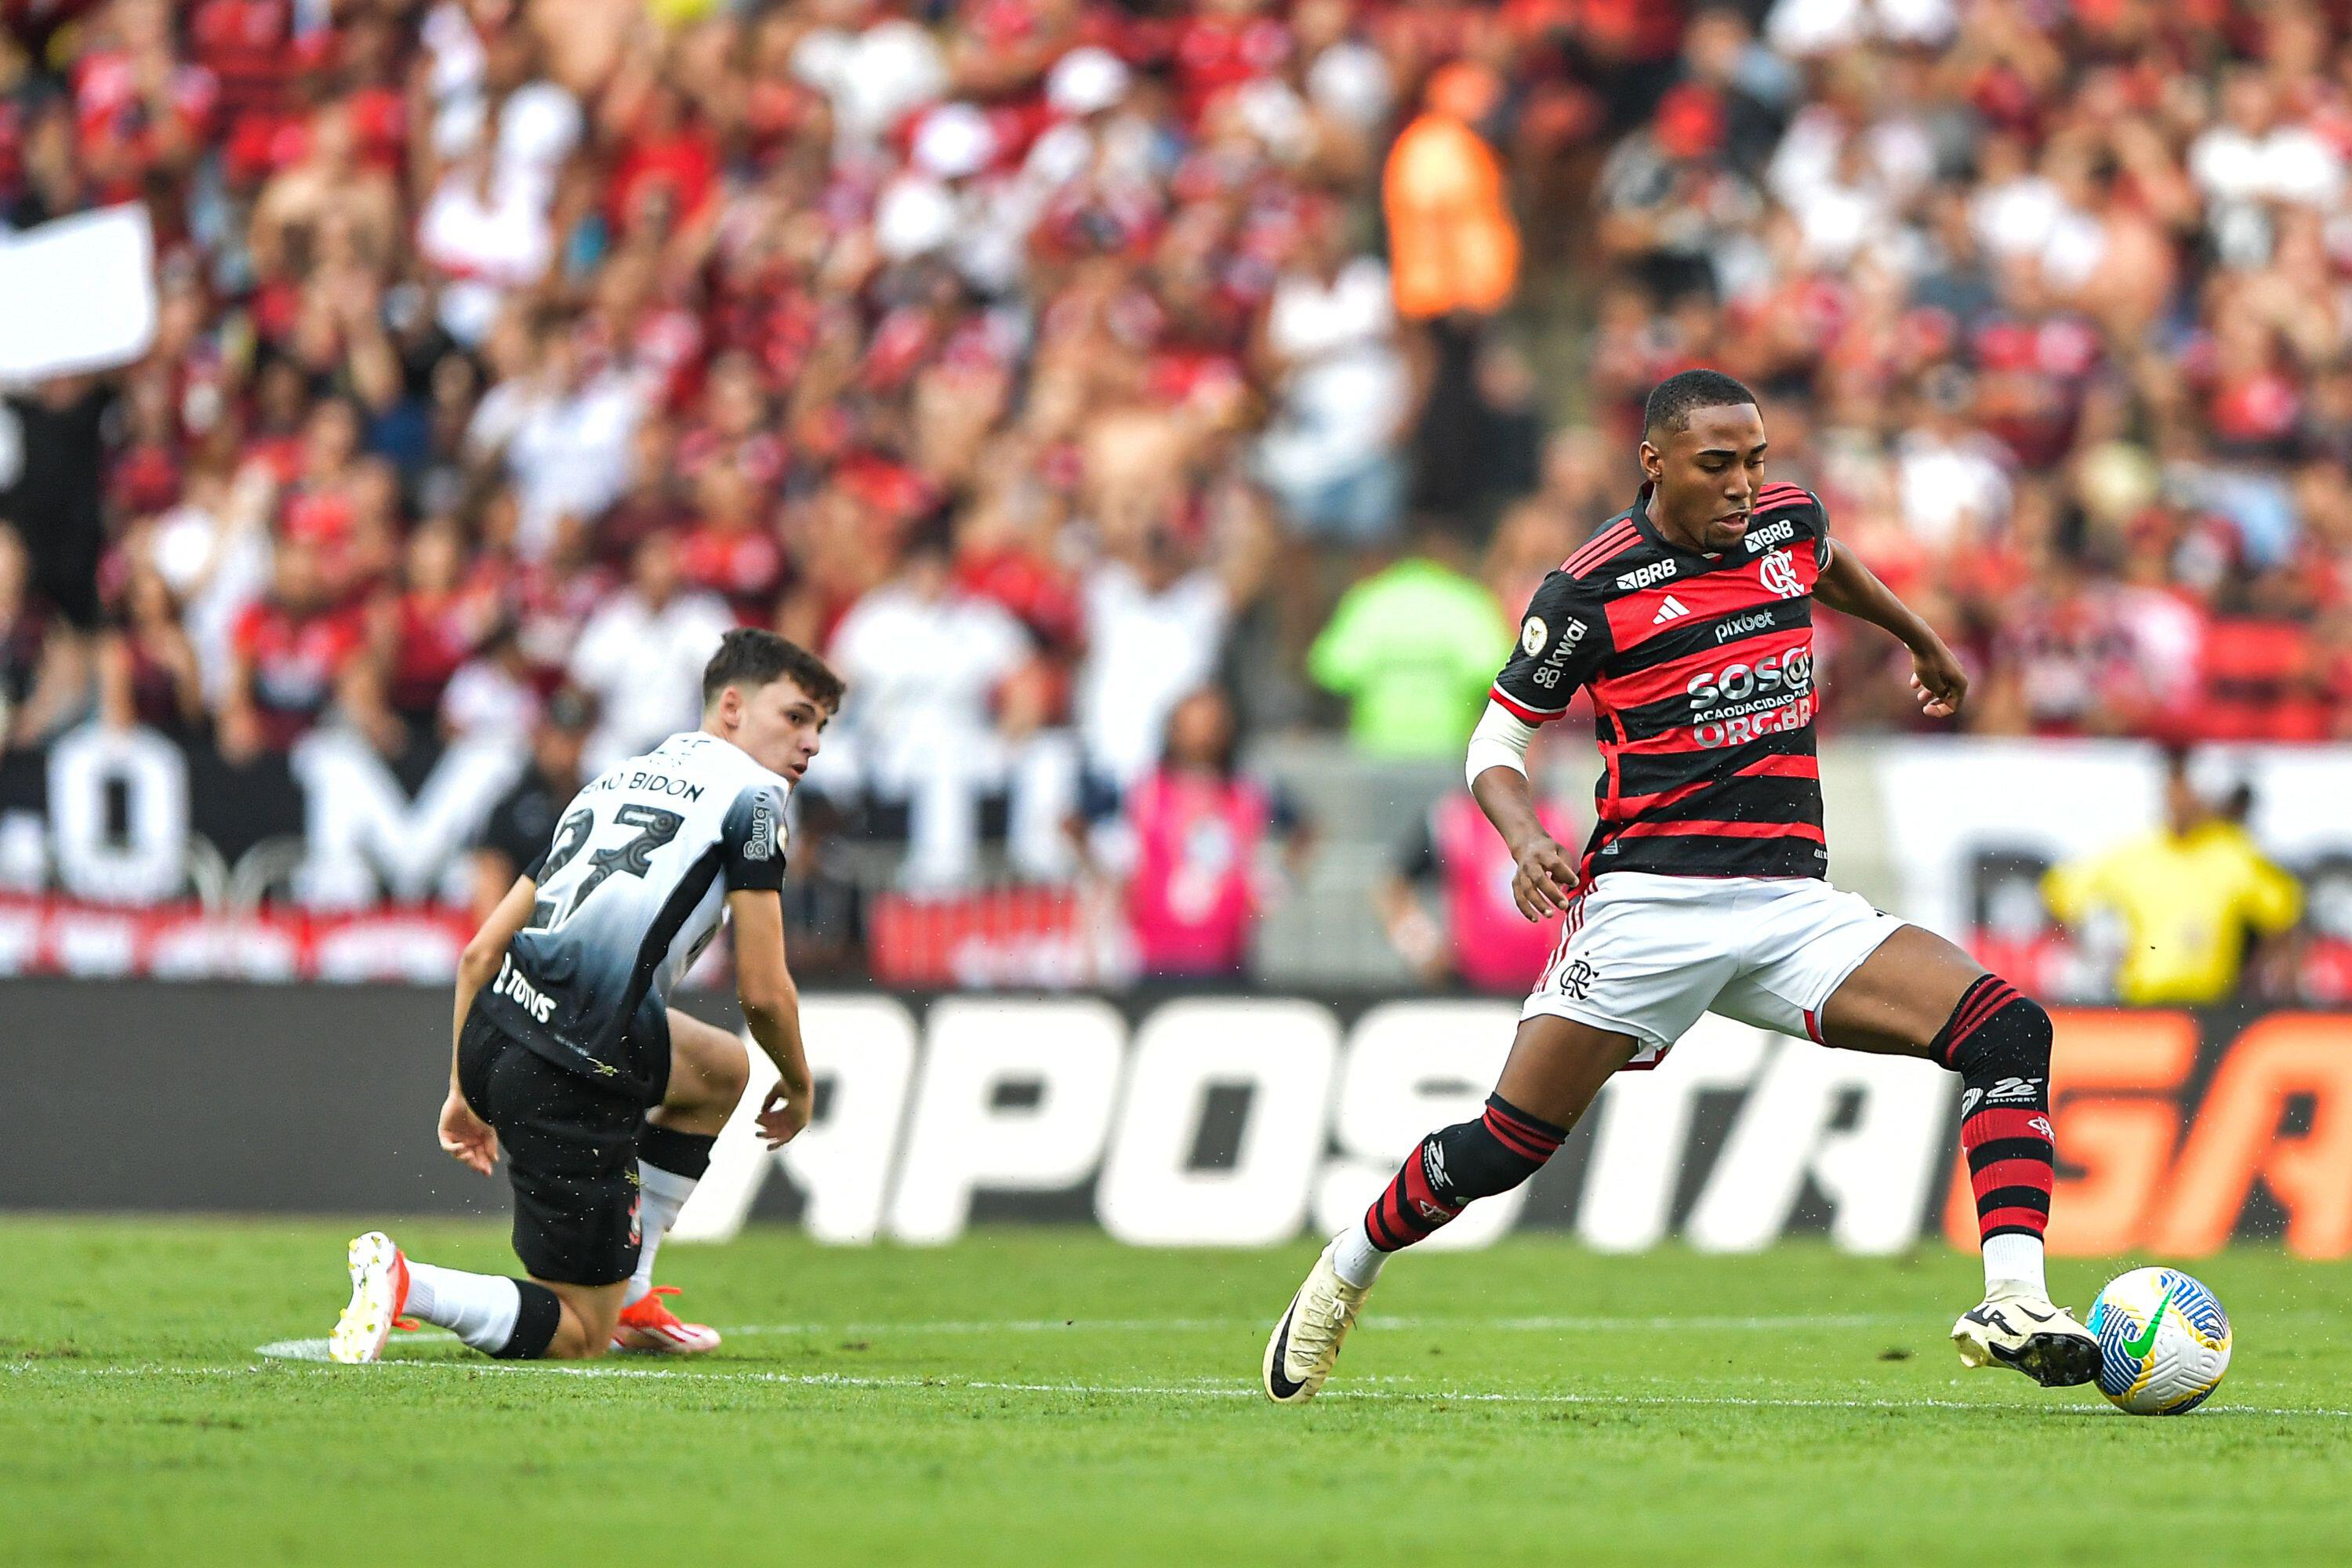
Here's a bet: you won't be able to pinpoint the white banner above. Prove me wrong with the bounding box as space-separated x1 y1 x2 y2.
0 205 157 384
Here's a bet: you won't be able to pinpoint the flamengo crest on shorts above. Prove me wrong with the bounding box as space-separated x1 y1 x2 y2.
1491 481 1829 880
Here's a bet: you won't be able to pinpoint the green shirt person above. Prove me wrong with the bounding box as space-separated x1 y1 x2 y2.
1309 543 1512 757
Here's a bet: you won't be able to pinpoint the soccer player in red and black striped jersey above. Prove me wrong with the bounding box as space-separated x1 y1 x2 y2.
1263 370 2096 1402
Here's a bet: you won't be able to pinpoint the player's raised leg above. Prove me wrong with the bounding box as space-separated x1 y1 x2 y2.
610 1008 751 1354
1261 1012 1637 1403
1814 924 2096 1387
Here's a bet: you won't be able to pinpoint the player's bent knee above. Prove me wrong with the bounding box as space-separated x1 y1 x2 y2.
665 1008 751 1114
711 1036 751 1104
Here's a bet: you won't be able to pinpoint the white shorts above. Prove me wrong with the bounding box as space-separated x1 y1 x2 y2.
1523 873 1904 1069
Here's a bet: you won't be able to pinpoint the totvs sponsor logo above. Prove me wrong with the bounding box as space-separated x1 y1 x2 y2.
492 952 558 1023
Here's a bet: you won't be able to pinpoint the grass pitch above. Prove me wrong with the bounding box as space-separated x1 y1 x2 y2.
2 1218 2347 1566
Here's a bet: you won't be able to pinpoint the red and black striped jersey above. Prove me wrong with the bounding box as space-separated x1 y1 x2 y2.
1489 481 1830 880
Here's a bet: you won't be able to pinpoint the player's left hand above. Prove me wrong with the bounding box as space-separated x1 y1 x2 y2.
757 1080 812 1149
438 1090 499 1176
1909 641 1969 719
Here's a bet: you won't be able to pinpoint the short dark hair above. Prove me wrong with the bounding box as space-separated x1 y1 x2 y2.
701 629 845 713
1642 368 1759 441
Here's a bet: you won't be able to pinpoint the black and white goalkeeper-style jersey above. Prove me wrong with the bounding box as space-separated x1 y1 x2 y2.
475 730 790 1102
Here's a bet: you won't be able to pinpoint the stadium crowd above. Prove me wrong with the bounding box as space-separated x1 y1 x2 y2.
3 0 2352 956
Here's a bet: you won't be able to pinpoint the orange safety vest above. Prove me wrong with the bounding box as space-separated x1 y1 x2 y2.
1383 112 1521 320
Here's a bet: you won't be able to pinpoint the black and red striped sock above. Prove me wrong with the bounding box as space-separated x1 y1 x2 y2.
1363 1094 1567 1252
1935 974 2056 1249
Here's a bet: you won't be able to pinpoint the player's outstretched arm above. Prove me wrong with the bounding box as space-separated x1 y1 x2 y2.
729 887 815 1150
1813 539 1969 719
441 874 536 1174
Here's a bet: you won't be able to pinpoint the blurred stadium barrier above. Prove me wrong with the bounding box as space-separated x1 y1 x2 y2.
8 729 2352 1000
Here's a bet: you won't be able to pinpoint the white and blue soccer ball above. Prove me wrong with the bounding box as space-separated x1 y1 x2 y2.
2085 1267 2232 1415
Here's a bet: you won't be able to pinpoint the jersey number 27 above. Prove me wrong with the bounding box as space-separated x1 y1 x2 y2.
530 803 685 930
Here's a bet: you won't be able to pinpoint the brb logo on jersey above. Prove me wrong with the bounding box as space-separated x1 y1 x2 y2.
1744 517 1798 554
1617 560 1679 591
1759 548 1803 599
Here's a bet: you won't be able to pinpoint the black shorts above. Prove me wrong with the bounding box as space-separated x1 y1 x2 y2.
456 1007 644 1287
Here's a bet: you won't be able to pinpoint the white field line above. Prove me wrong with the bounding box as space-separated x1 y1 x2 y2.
6 1354 2348 1422
234 1312 1903 1359
720 1312 1915 1338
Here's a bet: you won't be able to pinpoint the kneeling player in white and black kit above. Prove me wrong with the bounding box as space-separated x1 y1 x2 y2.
328 630 842 1363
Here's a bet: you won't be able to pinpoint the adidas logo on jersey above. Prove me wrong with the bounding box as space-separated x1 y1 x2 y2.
1653 595 1692 623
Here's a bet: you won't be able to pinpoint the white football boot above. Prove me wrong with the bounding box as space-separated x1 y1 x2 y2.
329 1231 412 1365
1261 1240 1373 1404
1952 1283 2099 1387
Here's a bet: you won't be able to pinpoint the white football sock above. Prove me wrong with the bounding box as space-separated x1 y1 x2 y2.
1329 1218 1388 1290
623 1162 701 1307
1982 1232 2047 1297
404 1262 523 1353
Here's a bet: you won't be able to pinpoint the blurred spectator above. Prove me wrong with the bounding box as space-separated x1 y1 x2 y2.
1112 688 1310 981
468 684 596 920
1254 198 1409 551
0 523 89 756
2043 751 2302 1006
1308 520 1512 757
439 617 542 743
96 555 204 741
146 464 274 710
1385 60 1522 521
369 516 503 739
1376 766 1579 992
567 530 731 772
773 793 869 983
825 526 1033 889
0 378 113 635
220 535 374 763
1075 515 1266 792
1384 62 1519 323
466 320 646 561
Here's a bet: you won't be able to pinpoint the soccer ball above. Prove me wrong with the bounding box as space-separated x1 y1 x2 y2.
2085 1267 2232 1415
